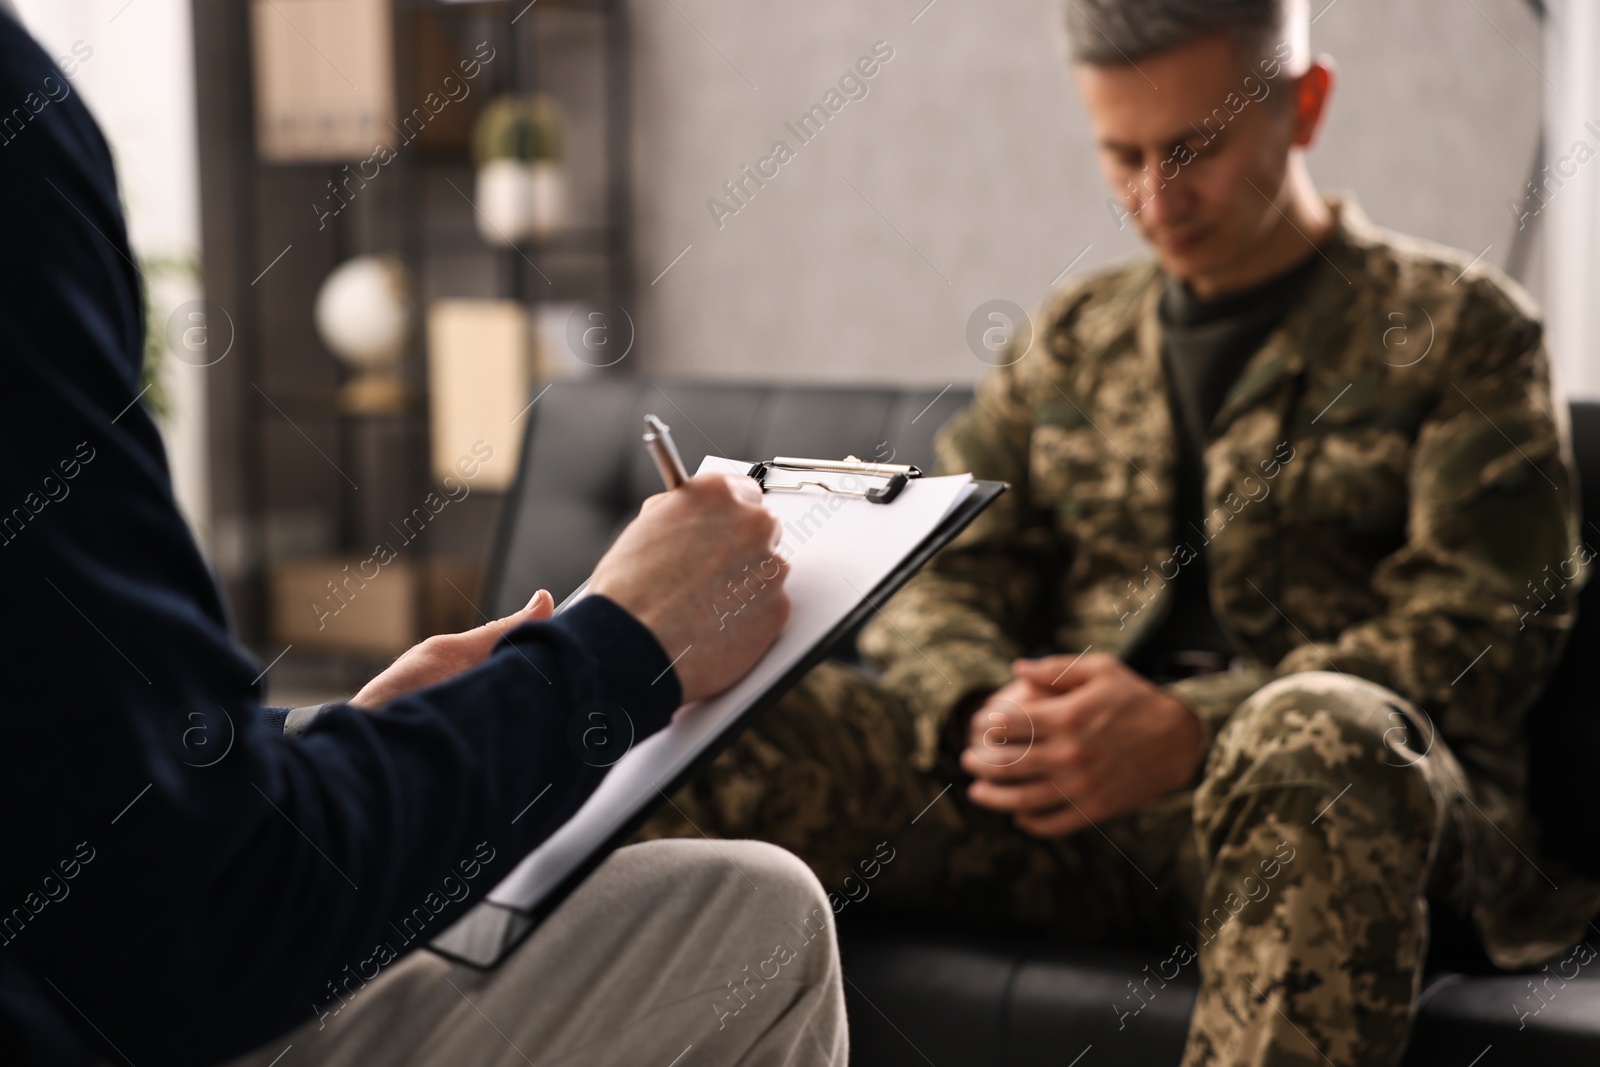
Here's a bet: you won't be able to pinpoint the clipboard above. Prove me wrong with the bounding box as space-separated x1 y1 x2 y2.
428 462 1007 970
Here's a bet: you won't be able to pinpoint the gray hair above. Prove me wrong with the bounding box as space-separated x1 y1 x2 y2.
1063 0 1308 70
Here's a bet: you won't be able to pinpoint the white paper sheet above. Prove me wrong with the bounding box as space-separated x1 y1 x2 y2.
483 458 976 911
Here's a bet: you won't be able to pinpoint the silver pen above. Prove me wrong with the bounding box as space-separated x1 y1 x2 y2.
642 414 689 489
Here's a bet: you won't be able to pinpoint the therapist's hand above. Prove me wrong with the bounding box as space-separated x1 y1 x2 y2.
589 472 790 703
349 590 556 710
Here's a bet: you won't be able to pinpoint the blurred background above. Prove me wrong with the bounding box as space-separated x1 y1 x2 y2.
12 0 1594 700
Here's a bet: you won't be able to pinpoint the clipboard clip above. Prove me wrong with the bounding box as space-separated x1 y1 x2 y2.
746 456 923 505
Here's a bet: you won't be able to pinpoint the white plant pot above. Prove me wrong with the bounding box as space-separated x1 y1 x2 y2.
475 159 567 246
476 159 534 245
528 160 566 242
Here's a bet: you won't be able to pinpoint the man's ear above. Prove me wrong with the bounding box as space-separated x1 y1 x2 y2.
1291 56 1335 149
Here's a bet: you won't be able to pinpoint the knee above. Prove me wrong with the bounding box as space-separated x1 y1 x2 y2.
621 839 837 950
1199 671 1438 828
727 841 837 937
721 839 833 911
722 842 840 973
1217 671 1431 775
618 837 820 890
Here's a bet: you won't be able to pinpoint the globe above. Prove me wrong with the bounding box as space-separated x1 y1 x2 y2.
314 255 412 372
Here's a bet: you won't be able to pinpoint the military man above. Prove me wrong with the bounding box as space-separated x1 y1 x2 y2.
641 1 1600 1063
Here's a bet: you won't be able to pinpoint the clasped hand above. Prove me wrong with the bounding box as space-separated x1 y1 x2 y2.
959 654 1205 839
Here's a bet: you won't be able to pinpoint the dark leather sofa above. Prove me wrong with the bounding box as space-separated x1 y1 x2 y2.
487 378 1600 1065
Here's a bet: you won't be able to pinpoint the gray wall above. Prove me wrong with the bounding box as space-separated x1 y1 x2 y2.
627 0 1544 387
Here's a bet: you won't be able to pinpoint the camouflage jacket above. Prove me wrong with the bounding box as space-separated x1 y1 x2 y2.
860 197 1593 962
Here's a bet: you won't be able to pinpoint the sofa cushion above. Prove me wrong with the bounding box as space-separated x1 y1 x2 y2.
840 925 1600 1066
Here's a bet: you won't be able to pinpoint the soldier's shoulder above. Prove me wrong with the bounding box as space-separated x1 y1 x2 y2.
1345 204 1542 340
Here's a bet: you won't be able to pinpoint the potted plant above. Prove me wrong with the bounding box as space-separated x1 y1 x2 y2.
472 94 567 246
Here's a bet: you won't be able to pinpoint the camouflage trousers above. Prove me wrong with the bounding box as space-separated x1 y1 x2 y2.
637 664 1478 1067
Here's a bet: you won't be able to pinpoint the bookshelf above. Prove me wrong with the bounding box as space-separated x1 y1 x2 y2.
192 0 632 684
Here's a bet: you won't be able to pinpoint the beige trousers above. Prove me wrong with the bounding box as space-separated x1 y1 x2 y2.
222 839 848 1067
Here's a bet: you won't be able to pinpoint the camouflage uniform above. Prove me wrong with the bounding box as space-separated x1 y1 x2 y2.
639 198 1600 1065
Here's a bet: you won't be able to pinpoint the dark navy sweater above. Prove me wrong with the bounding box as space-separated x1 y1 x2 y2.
0 14 679 1065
